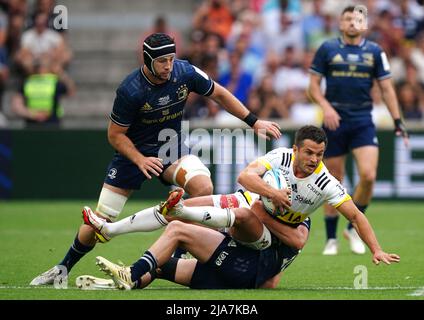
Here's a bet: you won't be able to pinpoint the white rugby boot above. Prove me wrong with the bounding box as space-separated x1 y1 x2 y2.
82 206 111 243
76 275 116 290
322 239 339 255
96 256 135 290
30 265 66 286
344 228 366 254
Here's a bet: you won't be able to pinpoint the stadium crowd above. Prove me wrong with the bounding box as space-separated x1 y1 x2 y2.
178 0 424 124
0 0 424 126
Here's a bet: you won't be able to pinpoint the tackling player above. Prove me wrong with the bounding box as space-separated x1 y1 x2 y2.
308 6 409 255
30 33 281 286
81 126 399 290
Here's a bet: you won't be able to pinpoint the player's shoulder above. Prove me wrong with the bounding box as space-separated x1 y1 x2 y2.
311 163 341 191
363 39 383 52
318 38 340 50
117 68 142 97
173 59 195 77
265 147 293 158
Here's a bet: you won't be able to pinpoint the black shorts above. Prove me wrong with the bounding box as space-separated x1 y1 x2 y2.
189 234 283 289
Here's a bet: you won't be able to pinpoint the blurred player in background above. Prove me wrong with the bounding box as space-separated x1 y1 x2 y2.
79 126 399 290
30 32 282 286
308 5 409 256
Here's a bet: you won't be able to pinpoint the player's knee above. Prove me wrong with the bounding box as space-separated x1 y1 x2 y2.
190 181 213 197
234 208 252 226
172 155 211 191
359 171 376 185
164 220 187 239
96 187 128 222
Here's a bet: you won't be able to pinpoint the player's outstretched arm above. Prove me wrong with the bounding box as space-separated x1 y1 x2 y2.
209 82 281 140
337 200 400 265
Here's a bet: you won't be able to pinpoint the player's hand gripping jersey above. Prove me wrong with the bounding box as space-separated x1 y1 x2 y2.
257 148 351 225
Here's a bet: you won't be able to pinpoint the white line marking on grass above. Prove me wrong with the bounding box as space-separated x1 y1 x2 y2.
0 285 420 291
408 287 424 296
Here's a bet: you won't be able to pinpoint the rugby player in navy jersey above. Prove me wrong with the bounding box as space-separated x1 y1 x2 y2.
30 33 281 286
308 6 409 256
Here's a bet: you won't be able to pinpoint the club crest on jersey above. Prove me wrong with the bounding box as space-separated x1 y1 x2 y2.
176 85 188 100
362 53 374 66
158 95 171 106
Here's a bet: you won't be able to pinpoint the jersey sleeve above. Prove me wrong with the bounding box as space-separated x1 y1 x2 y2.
309 42 328 76
325 178 352 208
190 65 214 96
109 87 138 127
374 45 392 80
256 148 285 170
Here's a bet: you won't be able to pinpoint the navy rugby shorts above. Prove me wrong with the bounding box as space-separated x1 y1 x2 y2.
323 119 378 158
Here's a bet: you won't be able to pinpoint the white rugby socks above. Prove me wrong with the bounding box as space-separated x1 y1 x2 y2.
175 206 235 229
104 206 167 237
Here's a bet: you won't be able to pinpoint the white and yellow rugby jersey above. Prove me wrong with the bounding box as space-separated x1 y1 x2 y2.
257 147 351 225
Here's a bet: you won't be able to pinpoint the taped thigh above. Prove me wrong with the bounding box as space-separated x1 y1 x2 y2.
96 187 128 222
172 155 210 188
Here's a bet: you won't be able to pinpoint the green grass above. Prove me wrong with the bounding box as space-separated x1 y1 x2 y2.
0 200 423 300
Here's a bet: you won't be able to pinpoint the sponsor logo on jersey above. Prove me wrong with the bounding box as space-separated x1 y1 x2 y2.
158 95 171 106
162 109 170 116
307 183 322 197
141 102 153 111
277 210 308 224
215 251 229 266
332 54 344 63
291 184 298 193
294 194 315 206
347 54 359 62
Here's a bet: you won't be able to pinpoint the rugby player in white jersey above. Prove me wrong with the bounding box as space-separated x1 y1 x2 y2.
80 126 399 290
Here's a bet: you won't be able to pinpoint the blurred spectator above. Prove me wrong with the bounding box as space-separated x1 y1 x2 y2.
11 58 75 128
392 0 424 41
15 11 72 75
29 0 66 34
0 6 8 116
219 50 253 105
248 73 288 118
410 31 424 83
193 0 234 40
141 15 183 57
396 81 423 119
4 0 27 57
181 30 206 67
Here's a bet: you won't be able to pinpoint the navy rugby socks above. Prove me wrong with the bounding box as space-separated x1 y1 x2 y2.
324 215 339 239
59 234 95 272
130 250 158 283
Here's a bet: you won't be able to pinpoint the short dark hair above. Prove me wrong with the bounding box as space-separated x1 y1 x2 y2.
294 125 328 147
341 5 356 16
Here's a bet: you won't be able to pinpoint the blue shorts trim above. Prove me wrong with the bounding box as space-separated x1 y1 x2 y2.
324 120 378 158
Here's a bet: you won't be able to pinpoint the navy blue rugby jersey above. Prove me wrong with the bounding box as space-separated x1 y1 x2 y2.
110 59 214 154
310 37 391 121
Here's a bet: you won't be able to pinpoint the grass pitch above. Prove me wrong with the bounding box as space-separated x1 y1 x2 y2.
0 200 423 300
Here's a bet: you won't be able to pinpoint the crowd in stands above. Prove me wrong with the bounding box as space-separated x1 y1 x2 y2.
179 0 424 124
0 0 74 127
1 0 424 127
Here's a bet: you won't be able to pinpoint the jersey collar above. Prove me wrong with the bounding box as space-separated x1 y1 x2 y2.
339 36 366 47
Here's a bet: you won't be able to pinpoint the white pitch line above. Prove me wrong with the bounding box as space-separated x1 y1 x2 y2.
408 287 424 296
0 285 421 291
